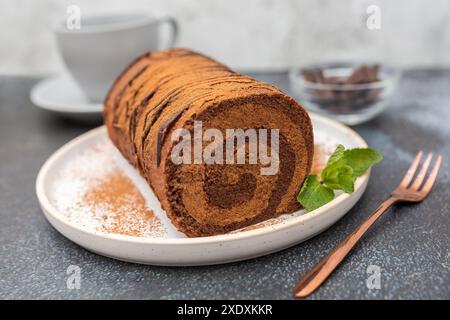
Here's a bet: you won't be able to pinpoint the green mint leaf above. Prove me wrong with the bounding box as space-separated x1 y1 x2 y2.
326 144 345 166
321 163 356 193
337 174 357 193
342 148 383 177
297 174 335 212
297 145 383 212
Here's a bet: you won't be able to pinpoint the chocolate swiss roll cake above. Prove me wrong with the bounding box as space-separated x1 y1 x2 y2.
104 48 313 237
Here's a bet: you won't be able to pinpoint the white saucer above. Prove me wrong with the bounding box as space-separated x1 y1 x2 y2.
36 113 370 266
30 74 103 119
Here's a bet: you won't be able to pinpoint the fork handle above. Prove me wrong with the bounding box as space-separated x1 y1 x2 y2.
293 197 398 298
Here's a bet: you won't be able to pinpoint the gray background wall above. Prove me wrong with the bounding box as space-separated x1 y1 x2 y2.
1 0 449 75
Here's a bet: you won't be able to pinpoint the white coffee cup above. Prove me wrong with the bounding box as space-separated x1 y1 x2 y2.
54 13 178 102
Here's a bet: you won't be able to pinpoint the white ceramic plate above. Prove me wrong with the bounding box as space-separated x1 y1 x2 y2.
30 74 103 120
36 113 369 266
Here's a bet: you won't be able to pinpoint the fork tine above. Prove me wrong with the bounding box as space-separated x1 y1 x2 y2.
399 151 423 188
411 153 433 190
420 155 442 194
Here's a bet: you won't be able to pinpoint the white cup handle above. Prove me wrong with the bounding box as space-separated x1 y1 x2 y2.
156 16 178 49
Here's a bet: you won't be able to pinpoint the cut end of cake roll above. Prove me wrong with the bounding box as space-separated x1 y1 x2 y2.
104 48 313 237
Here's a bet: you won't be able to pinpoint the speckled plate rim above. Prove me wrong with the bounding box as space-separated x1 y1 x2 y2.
36 113 369 248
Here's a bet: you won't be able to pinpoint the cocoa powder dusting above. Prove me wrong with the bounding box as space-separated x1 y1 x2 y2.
311 144 333 174
82 170 165 237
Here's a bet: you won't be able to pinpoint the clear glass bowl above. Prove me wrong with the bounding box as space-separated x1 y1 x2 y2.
289 63 400 125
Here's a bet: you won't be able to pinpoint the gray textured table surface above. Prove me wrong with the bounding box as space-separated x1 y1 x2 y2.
0 71 449 300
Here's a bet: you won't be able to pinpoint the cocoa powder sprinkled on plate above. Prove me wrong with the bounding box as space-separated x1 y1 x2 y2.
50 139 166 238
311 144 333 174
83 170 164 237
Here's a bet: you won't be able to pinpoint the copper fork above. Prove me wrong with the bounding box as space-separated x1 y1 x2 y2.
293 151 443 298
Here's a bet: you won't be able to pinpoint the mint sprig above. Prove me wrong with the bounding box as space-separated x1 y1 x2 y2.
297 145 382 212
